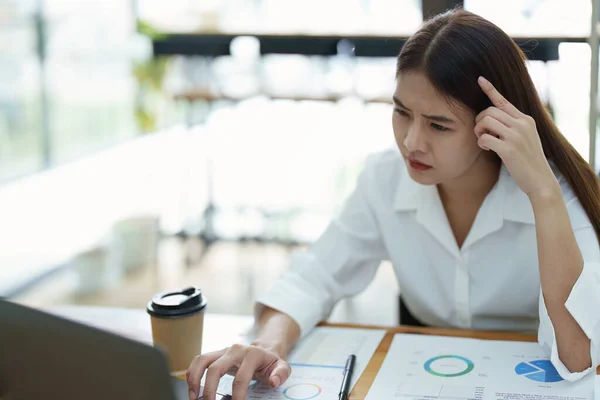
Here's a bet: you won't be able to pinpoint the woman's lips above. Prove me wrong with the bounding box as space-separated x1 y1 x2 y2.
407 157 432 171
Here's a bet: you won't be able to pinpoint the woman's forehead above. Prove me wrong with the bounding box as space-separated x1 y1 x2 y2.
395 72 475 123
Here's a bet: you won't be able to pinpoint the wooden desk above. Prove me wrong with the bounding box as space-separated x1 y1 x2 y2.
48 306 598 400
332 323 535 400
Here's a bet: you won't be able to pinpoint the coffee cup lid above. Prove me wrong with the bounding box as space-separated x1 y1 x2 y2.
147 287 207 318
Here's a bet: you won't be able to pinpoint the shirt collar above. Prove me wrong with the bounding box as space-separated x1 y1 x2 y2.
393 162 534 254
394 163 534 222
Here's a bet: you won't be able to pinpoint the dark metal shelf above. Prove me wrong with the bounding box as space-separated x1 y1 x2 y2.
152 33 587 61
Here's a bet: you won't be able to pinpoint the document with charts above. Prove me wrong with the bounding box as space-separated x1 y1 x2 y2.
203 327 386 399
365 334 594 400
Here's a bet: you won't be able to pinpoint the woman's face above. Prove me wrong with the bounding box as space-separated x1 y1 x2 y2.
393 71 487 186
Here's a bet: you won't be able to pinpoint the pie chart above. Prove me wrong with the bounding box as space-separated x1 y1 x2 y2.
424 355 475 377
515 360 563 383
283 383 322 400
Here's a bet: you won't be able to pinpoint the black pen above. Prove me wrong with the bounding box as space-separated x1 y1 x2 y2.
338 354 356 400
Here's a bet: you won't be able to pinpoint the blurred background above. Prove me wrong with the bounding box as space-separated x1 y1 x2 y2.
1 0 598 326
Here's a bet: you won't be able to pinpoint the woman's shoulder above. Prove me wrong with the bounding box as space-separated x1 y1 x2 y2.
354 148 408 207
359 148 407 188
362 148 405 176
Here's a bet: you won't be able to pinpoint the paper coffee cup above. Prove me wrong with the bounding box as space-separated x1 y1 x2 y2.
147 287 207 374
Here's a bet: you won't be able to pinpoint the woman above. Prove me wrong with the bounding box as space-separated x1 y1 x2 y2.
187 9 600 400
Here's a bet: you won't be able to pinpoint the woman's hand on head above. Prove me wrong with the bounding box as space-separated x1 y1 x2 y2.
474 76 559 199
186 343 291 400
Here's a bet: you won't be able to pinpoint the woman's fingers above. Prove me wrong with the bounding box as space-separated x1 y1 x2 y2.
478 76 522 119
268 359 293 388
475 106 516 127
474 115 513 140
186 349 227 400
478 132 506 155
186 344 291 400
203 355 237 400
230 350 264 400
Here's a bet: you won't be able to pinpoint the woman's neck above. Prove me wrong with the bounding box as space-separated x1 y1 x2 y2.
437 153 501 205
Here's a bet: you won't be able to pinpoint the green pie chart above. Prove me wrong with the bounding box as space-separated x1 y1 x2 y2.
424 355 475 377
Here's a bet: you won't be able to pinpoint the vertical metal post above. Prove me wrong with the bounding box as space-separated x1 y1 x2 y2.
35 0 51 168
589 0 599 170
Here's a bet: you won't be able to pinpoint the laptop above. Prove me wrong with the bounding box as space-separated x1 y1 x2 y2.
0 299 226 400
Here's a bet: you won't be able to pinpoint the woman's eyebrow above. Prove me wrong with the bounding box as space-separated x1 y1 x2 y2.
392 95 456 124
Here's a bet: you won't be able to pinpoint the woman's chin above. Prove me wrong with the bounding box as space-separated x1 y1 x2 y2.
406 165 439 185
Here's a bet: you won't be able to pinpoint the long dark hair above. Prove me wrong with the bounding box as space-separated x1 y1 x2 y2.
397 8 600 244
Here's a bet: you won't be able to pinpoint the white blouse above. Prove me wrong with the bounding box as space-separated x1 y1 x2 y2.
256 149 600 381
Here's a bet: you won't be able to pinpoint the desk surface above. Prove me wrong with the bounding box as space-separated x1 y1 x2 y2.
47 306 598 400
327 323 541 399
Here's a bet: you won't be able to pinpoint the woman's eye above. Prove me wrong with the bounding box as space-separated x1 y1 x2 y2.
394 108 409 117
431 123 449 132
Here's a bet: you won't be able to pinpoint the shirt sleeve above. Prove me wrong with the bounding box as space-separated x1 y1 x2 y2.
254 157 389 338
538 224 600 381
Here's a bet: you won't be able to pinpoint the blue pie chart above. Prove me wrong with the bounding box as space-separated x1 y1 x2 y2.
515 360 563 383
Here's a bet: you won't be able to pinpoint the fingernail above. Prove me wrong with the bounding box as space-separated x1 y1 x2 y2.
189 389 196 400
271 376 281 388
478 76 488 85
